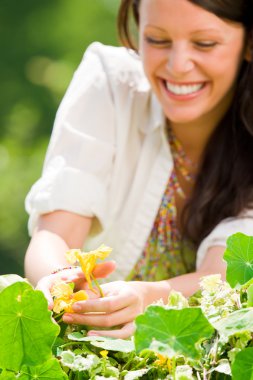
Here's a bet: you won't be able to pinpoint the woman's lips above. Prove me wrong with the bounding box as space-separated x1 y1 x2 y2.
161 79 207 100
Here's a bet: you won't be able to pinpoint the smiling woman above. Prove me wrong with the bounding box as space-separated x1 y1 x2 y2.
24 0 253 339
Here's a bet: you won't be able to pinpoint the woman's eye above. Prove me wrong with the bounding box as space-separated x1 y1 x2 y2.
145 37 171 46
195 41 217 49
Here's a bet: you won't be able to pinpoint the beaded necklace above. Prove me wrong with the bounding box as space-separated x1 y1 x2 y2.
127 126 197 281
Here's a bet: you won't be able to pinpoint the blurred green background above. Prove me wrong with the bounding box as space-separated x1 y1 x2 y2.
0 0 118 276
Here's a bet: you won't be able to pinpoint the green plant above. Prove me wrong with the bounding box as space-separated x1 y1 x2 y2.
1 232 253 379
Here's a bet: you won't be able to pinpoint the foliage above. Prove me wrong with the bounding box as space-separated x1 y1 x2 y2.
135 307 214 359
223 233 253 287
1 233 253 379
0 0 118 276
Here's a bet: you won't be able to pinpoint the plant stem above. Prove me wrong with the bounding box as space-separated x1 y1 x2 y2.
172 357 176 380
122 352 135 370
54 311 65 322
60 341 94 354
91 273 104 297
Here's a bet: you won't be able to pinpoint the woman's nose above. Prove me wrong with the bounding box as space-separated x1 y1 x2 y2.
166 46 194 75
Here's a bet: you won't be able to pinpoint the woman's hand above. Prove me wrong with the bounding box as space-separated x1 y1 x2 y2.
36 261 116 309
62 280 170 339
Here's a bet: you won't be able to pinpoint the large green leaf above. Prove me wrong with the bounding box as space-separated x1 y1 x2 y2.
68 332 135 353
224 233 253 287
0 281 60 371
0 370 16 379
18 358 68 380
232 347 253 380
213 308 253 343
134 306 214 359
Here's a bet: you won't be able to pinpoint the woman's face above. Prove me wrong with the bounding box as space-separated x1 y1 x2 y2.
139 0 246 129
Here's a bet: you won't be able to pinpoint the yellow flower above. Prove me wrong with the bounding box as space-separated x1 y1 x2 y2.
51 281 88 314
65 244 112 291
154 353 172 372
100 350 108 358
154 353 167 366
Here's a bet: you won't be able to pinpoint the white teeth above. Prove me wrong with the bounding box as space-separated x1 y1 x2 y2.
165 81 203 95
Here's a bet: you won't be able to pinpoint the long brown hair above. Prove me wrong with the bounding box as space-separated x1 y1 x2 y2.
117 0 253 248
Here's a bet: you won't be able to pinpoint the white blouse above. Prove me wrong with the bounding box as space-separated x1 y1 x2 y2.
25 42 253 281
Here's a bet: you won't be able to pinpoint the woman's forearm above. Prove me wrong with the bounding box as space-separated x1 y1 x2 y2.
147 245 227 303
24 211 92 285
138 246 227 306
24 230 71 285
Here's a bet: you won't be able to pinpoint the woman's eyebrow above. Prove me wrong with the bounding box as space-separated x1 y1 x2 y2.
190 28 222 35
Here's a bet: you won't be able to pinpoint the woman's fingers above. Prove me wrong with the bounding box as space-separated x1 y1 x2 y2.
63 281 144 326
36 267 85 309
35 261 116 309
93 261 116 278
88 322 135 339
63 303 139 327
71 288 137 313
61 281 147 338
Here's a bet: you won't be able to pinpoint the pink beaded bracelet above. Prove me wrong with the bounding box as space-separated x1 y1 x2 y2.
51 266 78 274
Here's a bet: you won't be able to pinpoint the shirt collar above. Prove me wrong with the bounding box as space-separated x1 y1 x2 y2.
138 91 165 134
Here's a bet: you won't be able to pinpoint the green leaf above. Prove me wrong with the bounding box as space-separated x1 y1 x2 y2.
0 275 27 292
18 358 68 379
124 368 150 380
0 370 16 379
175 365 194 379
213 308 253 343
209 360 231 376
224 233 253 287
167 290 189 308
68 332 135 353
134 306 214 359
0 281 60 371
60 351 99 372
232 347 253 380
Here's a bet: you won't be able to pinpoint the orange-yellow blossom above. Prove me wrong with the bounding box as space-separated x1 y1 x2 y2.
100 350 108 358
51 281 88 314
154 353 168 367
154 353 172 372
65 244 112 290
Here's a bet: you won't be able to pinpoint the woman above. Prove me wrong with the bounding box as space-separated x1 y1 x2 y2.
25 0 253 338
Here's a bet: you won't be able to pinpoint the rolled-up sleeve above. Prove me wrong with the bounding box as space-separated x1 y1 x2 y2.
25 43 116 236
196 211 253 268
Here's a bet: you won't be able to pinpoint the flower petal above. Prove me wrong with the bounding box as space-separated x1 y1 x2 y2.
51 281 73 298
73 290 89 302
65 249 82 264
92 244 112 259
53 298 70 314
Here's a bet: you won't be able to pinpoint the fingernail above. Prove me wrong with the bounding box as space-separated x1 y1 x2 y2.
63 315 74 323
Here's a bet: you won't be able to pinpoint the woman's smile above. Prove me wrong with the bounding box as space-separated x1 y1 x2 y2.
162 79 207 99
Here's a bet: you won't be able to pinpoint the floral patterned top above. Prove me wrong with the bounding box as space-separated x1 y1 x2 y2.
128 127 196 281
